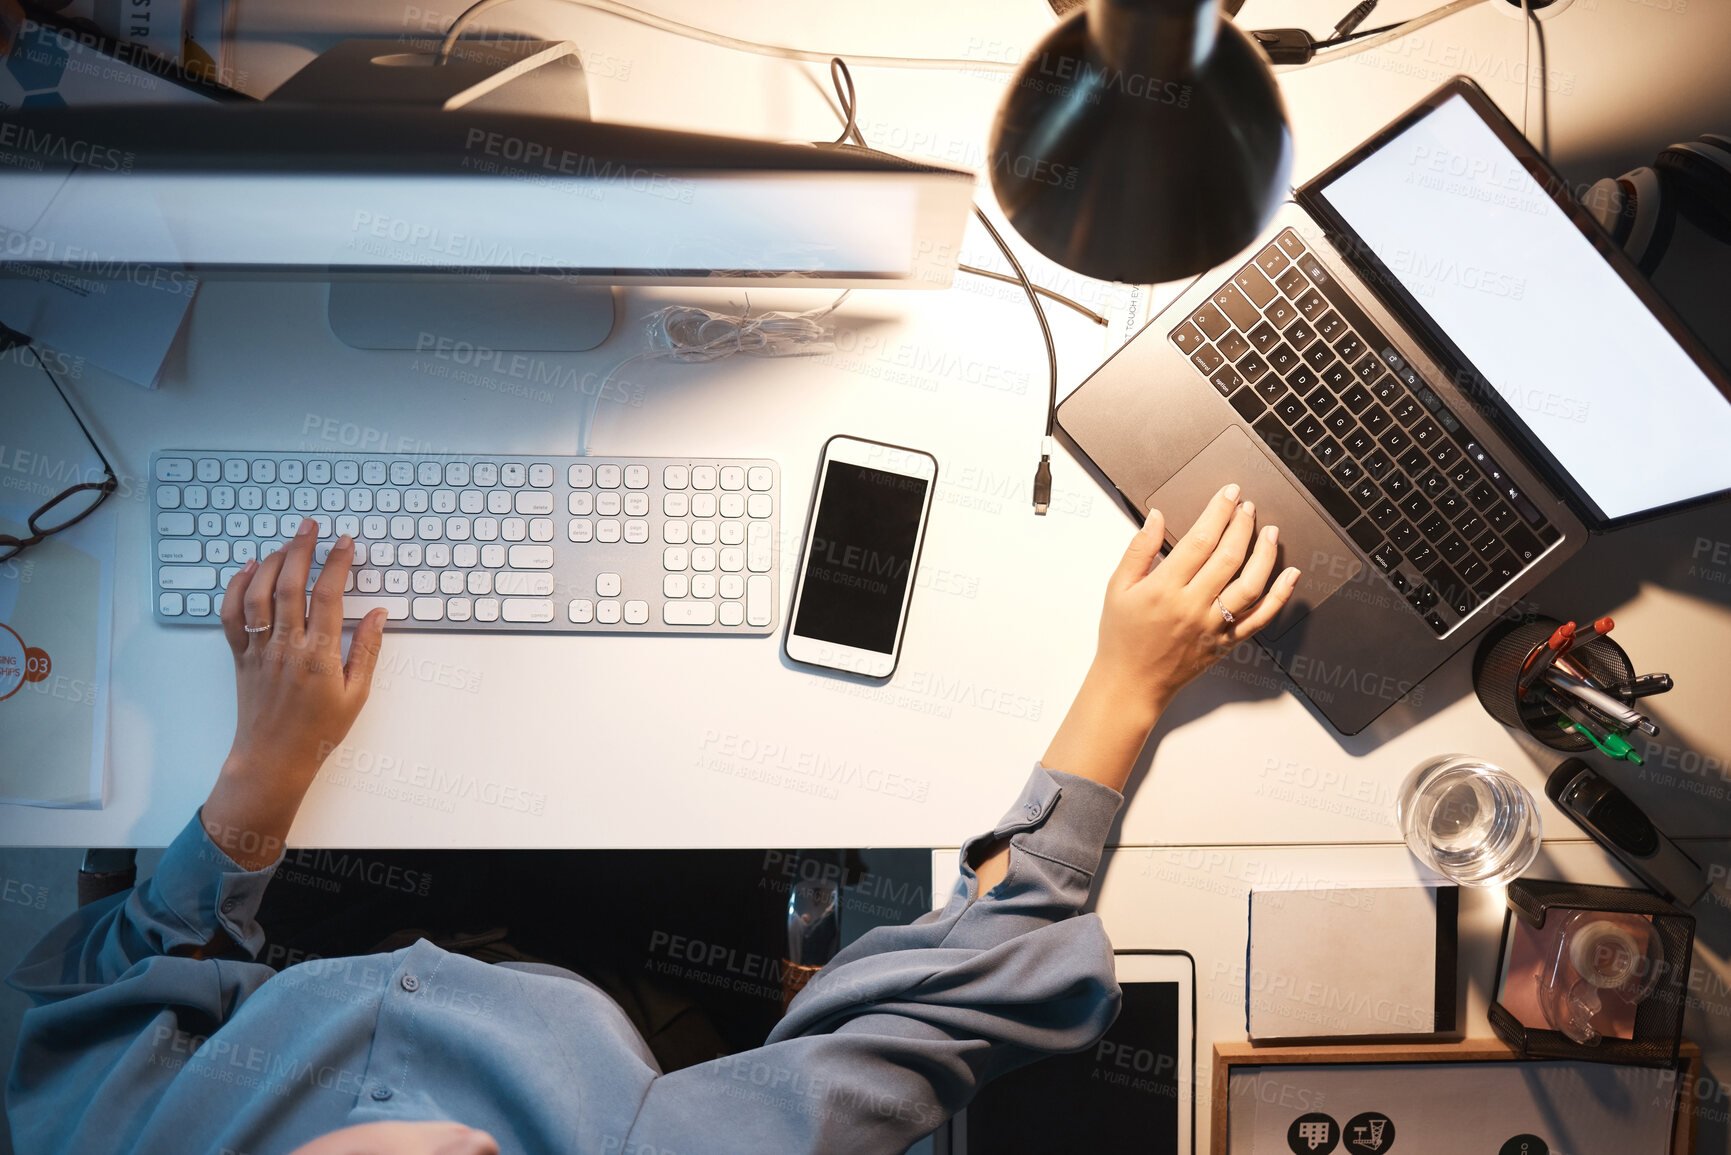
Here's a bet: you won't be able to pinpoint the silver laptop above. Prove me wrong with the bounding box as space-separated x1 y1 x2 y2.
1059 77 1731 734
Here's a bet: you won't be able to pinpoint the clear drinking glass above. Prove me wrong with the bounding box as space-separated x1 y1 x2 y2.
1396 754 1542 885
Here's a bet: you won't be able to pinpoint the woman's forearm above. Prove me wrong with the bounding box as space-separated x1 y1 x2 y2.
972 666 1163 893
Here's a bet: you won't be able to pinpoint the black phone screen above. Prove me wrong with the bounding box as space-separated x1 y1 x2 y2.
792 460 928 654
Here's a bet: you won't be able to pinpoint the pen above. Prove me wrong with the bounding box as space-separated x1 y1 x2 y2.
1559 616 1613 656
1552 715 1642 764
1552 654 1604 688
1543 668 1658 736
1518 621 1574 698
1610 672 1673 699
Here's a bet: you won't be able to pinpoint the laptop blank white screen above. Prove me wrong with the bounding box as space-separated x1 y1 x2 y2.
1316 93 1731 522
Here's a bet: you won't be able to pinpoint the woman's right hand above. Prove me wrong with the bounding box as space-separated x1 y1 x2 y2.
1091 482 1299 719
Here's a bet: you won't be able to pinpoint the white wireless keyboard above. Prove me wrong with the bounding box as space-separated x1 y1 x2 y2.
149 452 781 634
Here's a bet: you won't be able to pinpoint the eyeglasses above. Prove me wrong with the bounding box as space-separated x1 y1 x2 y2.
0 334 118 564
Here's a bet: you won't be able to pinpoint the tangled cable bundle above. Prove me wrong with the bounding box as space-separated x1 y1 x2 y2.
642 294 849 362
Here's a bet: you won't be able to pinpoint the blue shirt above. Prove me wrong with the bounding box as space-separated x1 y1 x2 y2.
7 765 1123 1155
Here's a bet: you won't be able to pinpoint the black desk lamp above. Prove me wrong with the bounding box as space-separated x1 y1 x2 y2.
988 0 1293 284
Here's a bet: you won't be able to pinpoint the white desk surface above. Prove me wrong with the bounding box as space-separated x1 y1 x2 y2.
8 2 1731 1150
4 0 1731 867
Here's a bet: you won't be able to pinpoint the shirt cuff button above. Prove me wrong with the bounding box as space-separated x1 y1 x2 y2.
401 974 419 992
1024 802 1041 819
371 1085 393 1101
220 897 239 914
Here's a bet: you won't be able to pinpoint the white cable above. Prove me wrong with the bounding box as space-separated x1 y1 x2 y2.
438 0 1021 70
577 293 850 455
1286 0 1490 70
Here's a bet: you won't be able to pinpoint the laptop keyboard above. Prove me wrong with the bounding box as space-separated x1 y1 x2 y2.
1168 228 1561 636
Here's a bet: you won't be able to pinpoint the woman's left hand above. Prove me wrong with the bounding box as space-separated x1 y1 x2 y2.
203 520 385 868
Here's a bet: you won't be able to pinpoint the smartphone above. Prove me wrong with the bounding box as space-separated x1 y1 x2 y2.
783 436 937 679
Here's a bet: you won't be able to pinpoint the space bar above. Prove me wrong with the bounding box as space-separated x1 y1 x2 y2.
1250 415 1359 527
342 596 410 620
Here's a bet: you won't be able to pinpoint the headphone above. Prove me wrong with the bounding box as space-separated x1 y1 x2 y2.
1583 135 1731 275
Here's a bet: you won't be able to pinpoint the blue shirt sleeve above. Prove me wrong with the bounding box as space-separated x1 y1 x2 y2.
6 812 282 1155
624 763 1125 1155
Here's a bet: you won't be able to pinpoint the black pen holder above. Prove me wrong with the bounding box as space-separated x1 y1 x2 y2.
1472 616 1637 753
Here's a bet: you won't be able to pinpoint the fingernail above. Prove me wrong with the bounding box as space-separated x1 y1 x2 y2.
338 534 353 549
297 519 315 536
1139 511 1161 536
1241 500 1254 517
1284 567 1301 583
1265 525 1278 543
1222 483 1240 501
243 558 258 573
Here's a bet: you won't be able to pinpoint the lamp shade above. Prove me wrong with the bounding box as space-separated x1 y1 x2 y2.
987 0 1293 284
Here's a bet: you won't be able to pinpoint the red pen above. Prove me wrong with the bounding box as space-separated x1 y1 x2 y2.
1518 621 1575 697
1557 616 1613 658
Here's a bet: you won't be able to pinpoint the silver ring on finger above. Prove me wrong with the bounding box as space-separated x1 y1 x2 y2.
244 622 273 634
1213 598 1235 625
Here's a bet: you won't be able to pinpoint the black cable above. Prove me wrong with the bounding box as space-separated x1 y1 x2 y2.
956 263 1108 326
1332 0 1378 38
826 57 1060 514
1312 19 1401 50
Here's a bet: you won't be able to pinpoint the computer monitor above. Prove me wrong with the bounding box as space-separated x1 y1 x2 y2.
0 40 975 350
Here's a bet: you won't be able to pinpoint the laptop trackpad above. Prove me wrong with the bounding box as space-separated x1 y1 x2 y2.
1145 426 1363 638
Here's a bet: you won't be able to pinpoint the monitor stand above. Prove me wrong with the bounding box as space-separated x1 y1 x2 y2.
327 280 616 351
270 36 619 352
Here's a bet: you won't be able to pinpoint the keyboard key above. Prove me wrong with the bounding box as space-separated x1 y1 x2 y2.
1360 448 1391 479
1276 266 1308 297
412 596 445 621
1349 477 1380 508
1254 243 1288 277
502 598 555 623
1303 385 1336 416
160 592 184 616
1191 346 1226 374
1320 363 1353 392
1210 365 1244 398
1406 584 1439 613
158 512 196 536
747 576 773 627
1346 517 1381 553
1343 429 1375 457
1232 265 1278 308
497 572 556 596
1294 289 1327 320
1454 513 1486 542
1424 611 1449 635
1313 437 1343 468
1468 481 1500 509
344 596 409 620
664 601 717 626
1504 524 1543 563
1324 408 1353 439
1218 330 1251 362
475 598 501 622
160 565 217 590
1246 322 1280 354
1457 555 1488 586
1190 302 1230 340
1353 355 1384 384
1330 457 1363 487
1405 541 1437 571
596 600 622 624
1438 533 1471 564
1276 230 1306 257
1486 502 1517 533
1228 388 1266 422
1266 299 1298 330
747 467 773 492
1434 489 1468 520
1170 322 1205 354
1371 542 1402 572
1302 343 1335 373
1212 283 1260 330
1389 521 1419 551
1315 311 1345 341
1429 440 1460 470
719 466 746 491
1399 492 1430 522
624 600 649 625
508 545 554 568
1399 447 1430 476
1378 426 1411 456
1333 333 1365 363
1236 351 1270 382
1418 511 1450 540
1274 393 1306 423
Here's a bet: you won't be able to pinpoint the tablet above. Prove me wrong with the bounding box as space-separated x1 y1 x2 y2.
943 950 1196 1154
